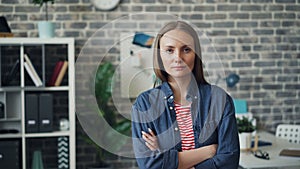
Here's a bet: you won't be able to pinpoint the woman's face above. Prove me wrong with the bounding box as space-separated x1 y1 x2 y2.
159 29 195 79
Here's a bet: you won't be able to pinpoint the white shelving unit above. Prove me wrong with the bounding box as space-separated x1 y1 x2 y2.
0 38 75 169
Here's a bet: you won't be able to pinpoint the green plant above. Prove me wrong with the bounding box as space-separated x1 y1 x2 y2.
85 62 131 167
94 62 131 135
32 0 55 21
236 116 256 133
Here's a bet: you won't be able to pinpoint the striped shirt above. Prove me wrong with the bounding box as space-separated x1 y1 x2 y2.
174 103 195 151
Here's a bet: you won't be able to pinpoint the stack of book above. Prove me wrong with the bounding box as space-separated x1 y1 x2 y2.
48 60 68 86
4 54 68 87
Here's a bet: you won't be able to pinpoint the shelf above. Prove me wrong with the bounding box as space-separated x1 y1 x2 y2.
0 38 76 169
24 86 69 91
0 87 22 92
0 38 74 45
0 117 21 122
0 86 69 91
25 131 70 138
0 133 22 139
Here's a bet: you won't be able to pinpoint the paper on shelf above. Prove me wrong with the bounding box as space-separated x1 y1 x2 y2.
24 54 42 86
24 62 42 87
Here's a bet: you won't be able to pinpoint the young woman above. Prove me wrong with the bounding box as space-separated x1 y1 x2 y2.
131 21 240 169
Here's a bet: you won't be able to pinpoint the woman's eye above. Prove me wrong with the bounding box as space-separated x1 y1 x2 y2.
165 49 173 54
183 48 191 53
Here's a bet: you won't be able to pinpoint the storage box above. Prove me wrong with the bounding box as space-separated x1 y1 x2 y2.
0 140 21 169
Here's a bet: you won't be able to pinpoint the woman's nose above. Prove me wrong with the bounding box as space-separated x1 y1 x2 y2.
174 49 182 58
174 50 183 61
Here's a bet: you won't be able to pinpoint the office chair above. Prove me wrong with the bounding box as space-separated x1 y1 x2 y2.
275 124 300 144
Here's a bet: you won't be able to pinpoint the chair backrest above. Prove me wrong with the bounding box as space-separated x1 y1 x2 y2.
275 124 300 144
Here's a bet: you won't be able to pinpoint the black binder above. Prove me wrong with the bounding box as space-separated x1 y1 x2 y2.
0 102 4 119
25 94 39 133
0 140 21 169
39 94 53 132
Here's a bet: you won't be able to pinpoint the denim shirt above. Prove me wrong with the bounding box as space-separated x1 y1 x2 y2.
131 82 240 169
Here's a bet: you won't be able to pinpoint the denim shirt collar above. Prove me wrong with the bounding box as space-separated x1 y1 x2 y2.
160 82 173 98
160 81 201 124
160 81 200 102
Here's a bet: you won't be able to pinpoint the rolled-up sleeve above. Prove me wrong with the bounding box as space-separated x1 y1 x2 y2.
132 103 179 169
195 96 240 169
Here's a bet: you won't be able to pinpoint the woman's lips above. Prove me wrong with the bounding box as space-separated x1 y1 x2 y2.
171 66 186 70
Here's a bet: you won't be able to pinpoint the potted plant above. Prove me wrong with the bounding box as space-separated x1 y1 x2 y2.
32 0 55 38
84 62 131 168
237 116 256 150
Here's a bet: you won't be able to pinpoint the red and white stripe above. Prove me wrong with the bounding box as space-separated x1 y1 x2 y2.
174 103 195 151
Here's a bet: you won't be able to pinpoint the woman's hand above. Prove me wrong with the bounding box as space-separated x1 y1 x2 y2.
142 128 159 151
142 128 217 169
178 144 218 169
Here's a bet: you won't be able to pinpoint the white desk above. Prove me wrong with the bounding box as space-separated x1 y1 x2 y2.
239 132 300 169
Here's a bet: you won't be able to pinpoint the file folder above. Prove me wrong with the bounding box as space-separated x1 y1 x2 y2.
25 94 39 133
39 94 53 132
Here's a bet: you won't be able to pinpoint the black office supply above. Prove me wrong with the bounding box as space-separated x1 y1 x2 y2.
252 149 270 160
251 140 272 147
0 102 4 118
39 93 53 132
0 16 11 33
279 149 300 157
25 94 39 133
0 139 21 169
0 129 19 134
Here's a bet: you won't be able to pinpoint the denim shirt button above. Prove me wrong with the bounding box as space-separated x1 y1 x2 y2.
168 97 174 103
175 127 178 131
170 106 173 110
194 96 198 99
164 96 167 100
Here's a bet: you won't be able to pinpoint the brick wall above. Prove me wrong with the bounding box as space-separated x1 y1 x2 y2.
1 0 299 168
